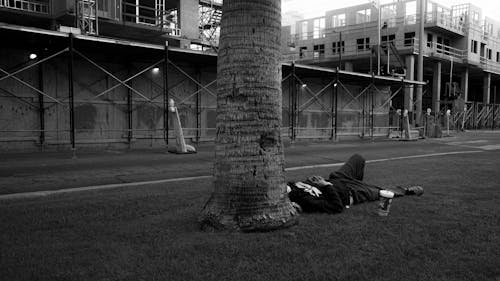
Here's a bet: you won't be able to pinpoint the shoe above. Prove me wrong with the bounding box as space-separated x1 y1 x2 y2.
404 186 424 196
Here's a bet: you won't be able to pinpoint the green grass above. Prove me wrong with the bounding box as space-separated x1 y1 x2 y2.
1 153 500 281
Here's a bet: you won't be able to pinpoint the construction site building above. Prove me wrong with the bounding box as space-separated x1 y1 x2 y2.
0 0 465 152
282 0 500 130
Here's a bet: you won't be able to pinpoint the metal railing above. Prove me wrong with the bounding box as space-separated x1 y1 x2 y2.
0 0 49 14
424 40 467 61
424 11 465 34
449 102 500 130
121 2 181 36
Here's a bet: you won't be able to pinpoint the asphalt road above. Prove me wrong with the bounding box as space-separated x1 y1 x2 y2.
1 130 499 196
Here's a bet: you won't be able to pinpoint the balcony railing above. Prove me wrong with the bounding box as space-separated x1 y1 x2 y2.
424 11 465 35
480 57 500 74
424 41 467 61
0 0 49 14
121 2 180 36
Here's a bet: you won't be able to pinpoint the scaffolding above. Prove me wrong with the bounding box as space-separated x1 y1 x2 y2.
1 23 468 152
77 0 98 35
199 0 222 51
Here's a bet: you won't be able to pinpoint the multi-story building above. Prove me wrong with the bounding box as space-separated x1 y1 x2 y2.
1 0 496 152
282 0 500 127
0 0 222 48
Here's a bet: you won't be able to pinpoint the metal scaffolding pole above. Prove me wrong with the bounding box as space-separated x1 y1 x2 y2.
163 41 169 145
334 68 339 140
68 33 76 152
38 60 45 147
196 67 201 142
331 72 335 140
493 86 496 130
371 73 375 140
291 63 297 140
127 66 133 146
400 78 405 138
361 86 365 138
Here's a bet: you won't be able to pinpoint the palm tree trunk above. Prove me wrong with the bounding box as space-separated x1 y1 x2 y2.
200 0 298 232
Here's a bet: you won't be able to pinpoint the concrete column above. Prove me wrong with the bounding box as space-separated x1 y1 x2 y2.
344 61 354 72
461 68 469 102
180 0 199 42
415 0 425 126
432 61 441 113
404 55 415 115
483 72 491 104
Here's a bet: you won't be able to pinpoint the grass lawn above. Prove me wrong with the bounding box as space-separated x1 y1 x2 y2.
1 152 499 281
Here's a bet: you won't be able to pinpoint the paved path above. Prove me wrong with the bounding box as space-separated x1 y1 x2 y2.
1 130 499 198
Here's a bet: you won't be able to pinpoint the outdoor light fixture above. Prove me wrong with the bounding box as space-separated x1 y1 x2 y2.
152 67 160 73
301 84 307 88
29 53 37 60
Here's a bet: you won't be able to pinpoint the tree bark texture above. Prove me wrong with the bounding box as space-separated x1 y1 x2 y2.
200 0 298 232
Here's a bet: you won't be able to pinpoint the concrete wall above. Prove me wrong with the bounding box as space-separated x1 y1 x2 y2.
0 45 392 151
0 47 217 151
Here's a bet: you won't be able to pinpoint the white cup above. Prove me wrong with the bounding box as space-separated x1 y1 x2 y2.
377 190 395 216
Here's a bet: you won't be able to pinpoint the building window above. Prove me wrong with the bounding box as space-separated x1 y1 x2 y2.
427 33 433 48
313 44 325 59
472 11 479 23
301 21 308 40
356 37 370 51
313 18 325 39
471 40 478 54
332 41 345 54
443 38 450 55
436 36 443 53
404 32 416 47
332 14 346 27
496 52 499 62
381 34 395 43
405 1 416 25
299 46 307 58
356 9 371 24
487 48 492 60
485 23 493 35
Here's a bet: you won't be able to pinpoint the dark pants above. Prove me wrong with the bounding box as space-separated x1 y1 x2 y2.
330 154 405 204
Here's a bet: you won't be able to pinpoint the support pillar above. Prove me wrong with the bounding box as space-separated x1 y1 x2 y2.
483 72 491 104
461 68 469 102
415 0 425 126
404 55 415 119
432 61 441 113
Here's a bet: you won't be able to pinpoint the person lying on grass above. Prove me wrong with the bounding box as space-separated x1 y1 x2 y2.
287 154 423 213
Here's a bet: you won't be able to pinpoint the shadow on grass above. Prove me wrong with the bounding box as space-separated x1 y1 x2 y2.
1 153 500 281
